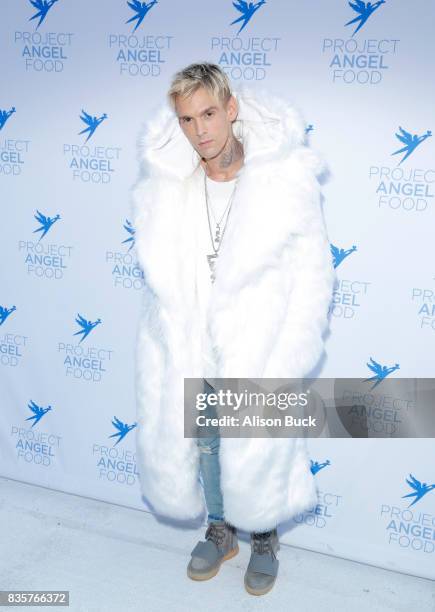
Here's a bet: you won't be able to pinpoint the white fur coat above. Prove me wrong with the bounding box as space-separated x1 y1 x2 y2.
130 85 336 532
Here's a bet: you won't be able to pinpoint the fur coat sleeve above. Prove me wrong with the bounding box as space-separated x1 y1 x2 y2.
261 147 336 379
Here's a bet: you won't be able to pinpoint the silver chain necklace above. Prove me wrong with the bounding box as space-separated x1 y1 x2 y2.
203 166 238 283
205 176 235 247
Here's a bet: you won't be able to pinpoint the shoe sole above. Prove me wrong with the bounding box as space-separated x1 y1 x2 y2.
187 544 239 581
244 576 276 596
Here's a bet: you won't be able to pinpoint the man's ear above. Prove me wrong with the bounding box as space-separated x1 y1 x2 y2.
226 95 238 122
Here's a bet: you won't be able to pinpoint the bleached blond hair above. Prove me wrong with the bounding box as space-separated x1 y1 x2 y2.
167 62 232 110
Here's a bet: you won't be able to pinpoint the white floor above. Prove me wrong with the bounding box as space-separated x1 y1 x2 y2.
0 476 434 612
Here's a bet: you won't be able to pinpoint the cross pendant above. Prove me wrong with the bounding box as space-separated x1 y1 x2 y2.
207 253 218 283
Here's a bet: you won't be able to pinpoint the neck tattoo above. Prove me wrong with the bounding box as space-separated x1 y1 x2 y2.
219 135 244 169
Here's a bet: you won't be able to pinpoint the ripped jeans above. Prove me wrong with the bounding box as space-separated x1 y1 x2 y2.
197 378 225 523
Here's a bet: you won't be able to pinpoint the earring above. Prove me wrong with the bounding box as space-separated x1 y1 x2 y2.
234 118 244 144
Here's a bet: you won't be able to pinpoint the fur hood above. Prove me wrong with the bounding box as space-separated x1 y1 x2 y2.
135 83 325 180
130 85 336 532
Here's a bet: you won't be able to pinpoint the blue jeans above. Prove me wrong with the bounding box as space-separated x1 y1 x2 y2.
196 380 277 536
197 379 224 523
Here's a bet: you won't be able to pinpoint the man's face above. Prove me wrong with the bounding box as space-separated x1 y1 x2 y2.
175 86 237 160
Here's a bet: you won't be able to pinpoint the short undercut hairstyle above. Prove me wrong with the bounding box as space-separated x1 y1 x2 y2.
167 62 232 110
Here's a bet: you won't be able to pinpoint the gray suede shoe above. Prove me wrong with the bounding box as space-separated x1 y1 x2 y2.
187 521 239 581
244 528 280 596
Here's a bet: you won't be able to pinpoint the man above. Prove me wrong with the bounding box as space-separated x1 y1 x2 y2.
131 63 336 596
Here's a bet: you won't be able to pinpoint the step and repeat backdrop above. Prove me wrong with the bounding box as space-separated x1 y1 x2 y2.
1 0 434 580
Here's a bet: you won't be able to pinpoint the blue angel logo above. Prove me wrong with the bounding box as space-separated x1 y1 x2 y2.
126 0 158 32
402 473 435 507
345 1 385 36
363 357 400 389
109 416 137 446
78 110 108 143
0 107 16 131
391 126 432 166
122 219 135 251
73 313 102 343
230 0 266 35
0 304 16 326
33 210 60 241
310 459 331 475
26 399 52 427
330 243 357 268
28 0 60 30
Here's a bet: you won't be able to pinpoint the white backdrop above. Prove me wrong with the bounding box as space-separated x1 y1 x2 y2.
1 0 434 580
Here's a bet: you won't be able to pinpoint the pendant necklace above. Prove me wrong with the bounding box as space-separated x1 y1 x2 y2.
203 164 238 283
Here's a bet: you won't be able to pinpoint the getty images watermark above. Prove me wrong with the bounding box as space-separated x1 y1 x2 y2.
184 378 435 438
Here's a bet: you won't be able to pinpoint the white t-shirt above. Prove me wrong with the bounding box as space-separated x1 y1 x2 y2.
195 172 237 376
